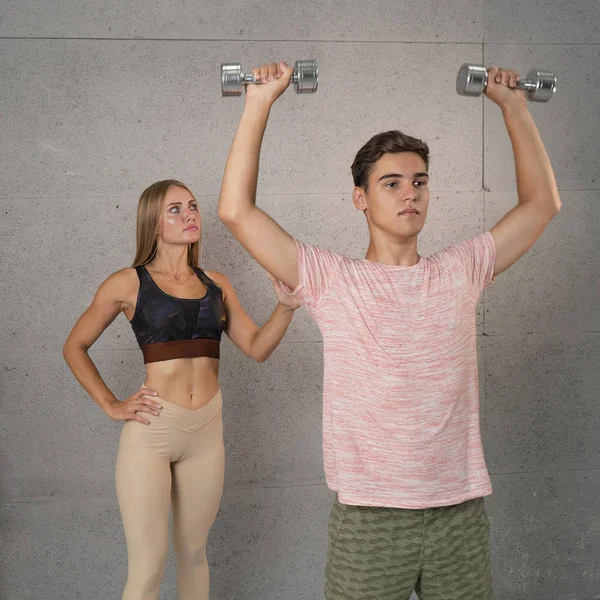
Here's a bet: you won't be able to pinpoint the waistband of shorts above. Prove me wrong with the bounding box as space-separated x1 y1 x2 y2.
139 387 222 432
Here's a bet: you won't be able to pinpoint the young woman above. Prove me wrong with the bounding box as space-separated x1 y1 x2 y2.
63 179 299 600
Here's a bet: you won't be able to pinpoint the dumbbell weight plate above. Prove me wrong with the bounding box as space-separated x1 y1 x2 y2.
221 63 244 97
456 64 488 97
294 60 319 94
524 69 556 102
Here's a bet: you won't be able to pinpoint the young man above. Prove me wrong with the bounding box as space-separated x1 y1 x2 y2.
218 61 561 599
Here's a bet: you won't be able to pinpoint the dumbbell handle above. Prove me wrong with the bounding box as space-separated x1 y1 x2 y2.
488 74 541 92
239 71 301 85
517 79 541 91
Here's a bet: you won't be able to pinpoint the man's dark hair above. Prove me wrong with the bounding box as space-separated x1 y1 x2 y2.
351 130 430 190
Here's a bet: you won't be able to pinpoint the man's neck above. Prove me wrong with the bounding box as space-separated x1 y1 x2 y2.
364 236 420 267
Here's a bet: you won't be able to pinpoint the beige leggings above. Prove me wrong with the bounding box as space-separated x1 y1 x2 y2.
115 389 225 600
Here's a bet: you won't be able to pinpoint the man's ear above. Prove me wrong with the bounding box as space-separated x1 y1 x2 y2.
352 186 367 212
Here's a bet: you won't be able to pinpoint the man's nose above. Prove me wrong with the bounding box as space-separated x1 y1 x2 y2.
400 182 418 200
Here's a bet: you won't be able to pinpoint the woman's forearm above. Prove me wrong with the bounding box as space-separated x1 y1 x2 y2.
249 303 296 362
63 343 119 416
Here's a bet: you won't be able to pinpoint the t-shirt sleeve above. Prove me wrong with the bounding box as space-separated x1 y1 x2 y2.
439 231 497 293
280 238 343 306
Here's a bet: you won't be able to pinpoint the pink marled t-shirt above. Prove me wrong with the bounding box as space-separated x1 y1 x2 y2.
286 231 497 509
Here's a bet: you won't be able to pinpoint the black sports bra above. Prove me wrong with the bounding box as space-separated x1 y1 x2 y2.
129 265 226 364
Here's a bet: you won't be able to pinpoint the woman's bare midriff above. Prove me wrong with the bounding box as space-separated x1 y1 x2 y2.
142 356 220 410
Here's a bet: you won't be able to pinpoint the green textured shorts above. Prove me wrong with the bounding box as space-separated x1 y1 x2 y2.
325 495 494 600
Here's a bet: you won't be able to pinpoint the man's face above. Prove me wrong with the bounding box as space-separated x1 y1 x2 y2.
354 152 429 239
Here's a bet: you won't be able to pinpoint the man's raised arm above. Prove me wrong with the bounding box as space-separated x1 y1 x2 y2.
218 61 300 290
485 66 562 277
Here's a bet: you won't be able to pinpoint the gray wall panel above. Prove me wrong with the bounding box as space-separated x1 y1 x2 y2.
484 191 600 335
484 0 600 44
486 470 600 599
0 0 482 42
482 334 600 474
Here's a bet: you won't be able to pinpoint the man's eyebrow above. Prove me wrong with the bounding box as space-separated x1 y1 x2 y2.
377 172 429 182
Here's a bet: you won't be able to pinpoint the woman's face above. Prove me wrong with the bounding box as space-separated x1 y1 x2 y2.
158 185 201 245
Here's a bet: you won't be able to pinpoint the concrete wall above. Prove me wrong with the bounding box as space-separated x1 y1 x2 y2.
1 1 599 598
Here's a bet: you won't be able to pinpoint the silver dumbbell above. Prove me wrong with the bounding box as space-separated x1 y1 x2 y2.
221 60 319 97
456 64 557 102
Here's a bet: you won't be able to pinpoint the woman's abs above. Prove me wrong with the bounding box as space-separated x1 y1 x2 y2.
142 356 220 410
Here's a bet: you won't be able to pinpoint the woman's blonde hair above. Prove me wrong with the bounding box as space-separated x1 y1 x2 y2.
132 179 201 268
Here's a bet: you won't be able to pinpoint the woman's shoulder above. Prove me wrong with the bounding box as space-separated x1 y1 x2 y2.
198 269 231 299
109 266 140 284
201 269 227 285
96 267 140 300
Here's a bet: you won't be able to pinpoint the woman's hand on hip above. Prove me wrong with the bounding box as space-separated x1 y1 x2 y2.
107 388 162 424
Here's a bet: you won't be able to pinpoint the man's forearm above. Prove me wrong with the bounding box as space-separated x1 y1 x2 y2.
218 98 272 221
502 100 561 213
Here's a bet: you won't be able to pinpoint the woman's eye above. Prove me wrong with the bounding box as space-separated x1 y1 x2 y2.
190 204 198 211
169 207 180 213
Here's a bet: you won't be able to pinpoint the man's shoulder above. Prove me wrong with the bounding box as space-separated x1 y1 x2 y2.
296 239 350 264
